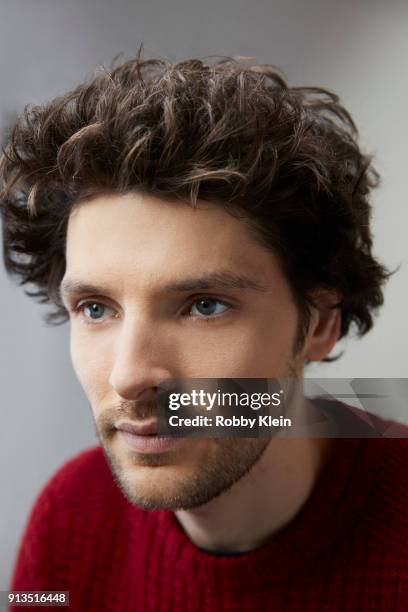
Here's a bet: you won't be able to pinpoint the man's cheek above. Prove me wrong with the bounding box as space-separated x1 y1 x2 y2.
70 338 104 396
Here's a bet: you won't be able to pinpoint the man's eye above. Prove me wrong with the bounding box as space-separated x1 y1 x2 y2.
189 298 231 318
76 301 114 323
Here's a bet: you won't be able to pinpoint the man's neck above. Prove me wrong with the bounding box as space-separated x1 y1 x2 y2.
175 406 333 554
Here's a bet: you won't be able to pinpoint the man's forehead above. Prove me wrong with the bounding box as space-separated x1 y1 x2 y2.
64 192 283 294
66 191 256 249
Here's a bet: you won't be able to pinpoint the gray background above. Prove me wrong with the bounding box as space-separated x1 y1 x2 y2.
1 0 407 589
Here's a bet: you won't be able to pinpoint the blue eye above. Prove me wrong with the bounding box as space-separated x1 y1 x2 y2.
190 298 230 318
83 303 106 320
76 301 114 323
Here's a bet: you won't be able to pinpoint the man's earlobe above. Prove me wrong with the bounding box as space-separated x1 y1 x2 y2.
303 290 342 362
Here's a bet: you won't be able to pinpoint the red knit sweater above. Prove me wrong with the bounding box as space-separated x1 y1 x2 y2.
10 435 408 611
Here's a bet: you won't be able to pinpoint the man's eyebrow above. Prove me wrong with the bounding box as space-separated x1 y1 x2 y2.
59 280 108 301
162 272 268 293
59 272 268 301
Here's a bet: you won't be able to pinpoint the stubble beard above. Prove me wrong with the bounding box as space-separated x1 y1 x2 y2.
99 430 271 511
95 353 303 511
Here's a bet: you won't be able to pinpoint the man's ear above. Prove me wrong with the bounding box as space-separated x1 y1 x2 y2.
303 289 342 362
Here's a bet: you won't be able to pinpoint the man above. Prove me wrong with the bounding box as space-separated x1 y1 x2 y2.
1 55 407 611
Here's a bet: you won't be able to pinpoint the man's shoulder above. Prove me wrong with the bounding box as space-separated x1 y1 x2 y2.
11 447 151 593
359 437 408 552
315 401 408 553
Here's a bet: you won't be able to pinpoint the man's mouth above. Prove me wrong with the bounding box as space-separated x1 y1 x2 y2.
116 420 158 436
115 420 180 454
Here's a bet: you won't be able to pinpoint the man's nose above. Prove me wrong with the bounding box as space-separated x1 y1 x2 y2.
108 315 173 400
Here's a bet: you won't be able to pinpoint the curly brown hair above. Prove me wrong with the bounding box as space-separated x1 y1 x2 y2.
0 54 392 359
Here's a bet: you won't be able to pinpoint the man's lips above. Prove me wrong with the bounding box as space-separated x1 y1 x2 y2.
115 420 158 436
115 420 179 454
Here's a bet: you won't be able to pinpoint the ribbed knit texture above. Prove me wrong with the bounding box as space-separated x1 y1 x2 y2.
10 431 408 610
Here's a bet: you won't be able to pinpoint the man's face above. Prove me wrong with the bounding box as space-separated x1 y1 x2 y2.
62 192 305 510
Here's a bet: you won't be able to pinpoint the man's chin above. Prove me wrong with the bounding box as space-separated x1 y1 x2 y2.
101 436 270 511
107 454 222 511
